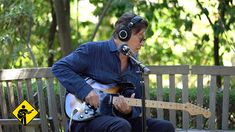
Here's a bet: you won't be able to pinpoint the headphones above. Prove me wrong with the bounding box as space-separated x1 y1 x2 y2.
118 16 143 42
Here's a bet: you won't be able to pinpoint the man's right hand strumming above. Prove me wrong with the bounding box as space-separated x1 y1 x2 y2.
85 90 99 108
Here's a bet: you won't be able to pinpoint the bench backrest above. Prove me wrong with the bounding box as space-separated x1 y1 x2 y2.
144 65 190 129
143 65 235 130
191 66 235 130
0 66 234 131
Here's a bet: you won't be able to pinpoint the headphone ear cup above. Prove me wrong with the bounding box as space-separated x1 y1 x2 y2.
118 26 131 42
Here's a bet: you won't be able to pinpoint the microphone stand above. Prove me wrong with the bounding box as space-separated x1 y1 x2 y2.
128 55 150 132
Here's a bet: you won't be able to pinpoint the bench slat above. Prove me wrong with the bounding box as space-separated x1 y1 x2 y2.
208 75 217 130
169 75 176 127
156 75 163 119
144 75 151 118
6 81 22 132
16 80 24 104
191 66 235 75
6 81 16 117
46 78 60 132
0 119 40 132
222 76 230 130
182 74 189 130
59 84 67 131
0 82 8 119
0 68 53 81
0 118 41 125
36 78 49 131
0 82 9 132
149 65 189 74
196 75 204 129
25 79 35 106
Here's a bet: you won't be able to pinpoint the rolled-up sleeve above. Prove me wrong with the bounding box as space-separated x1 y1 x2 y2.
51 44 93 100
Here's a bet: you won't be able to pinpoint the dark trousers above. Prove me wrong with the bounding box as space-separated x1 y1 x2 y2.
68 115 175 132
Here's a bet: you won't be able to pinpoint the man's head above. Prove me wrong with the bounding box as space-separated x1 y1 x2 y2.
113 12 148 53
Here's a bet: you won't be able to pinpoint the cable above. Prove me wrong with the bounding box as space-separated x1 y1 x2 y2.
68 109 78 132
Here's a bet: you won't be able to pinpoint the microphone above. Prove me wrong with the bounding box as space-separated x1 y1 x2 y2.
118 43 134 57
118 44 150 74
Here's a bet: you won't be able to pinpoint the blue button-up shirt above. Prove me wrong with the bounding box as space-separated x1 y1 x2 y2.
51 38 142 118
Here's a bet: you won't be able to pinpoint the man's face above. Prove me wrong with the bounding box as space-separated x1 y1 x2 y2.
127 29 146 54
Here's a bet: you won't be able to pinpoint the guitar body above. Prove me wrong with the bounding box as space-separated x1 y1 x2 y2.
64 79 134 122
64 79 211 122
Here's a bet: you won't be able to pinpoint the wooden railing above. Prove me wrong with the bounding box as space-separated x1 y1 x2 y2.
0 66 234 131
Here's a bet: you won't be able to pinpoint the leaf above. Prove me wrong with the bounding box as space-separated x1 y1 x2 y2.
184 19 193 31
202 34 210 42
202 8 209 16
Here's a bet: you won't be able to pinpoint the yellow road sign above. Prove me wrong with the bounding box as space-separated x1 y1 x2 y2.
12 100 38 125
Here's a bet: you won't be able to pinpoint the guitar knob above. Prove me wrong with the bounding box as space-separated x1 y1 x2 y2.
85 110 88 114
80 115 84 118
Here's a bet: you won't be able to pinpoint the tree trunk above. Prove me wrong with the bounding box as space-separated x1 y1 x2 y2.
214 0 227 88
48 0 57 67
214 37 220 66
214 36 222 88
53 0 72 56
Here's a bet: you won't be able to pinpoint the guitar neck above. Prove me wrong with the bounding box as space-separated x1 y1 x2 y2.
113 97 185 111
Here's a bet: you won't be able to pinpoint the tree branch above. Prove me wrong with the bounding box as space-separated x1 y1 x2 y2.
19 15 38 67
196 0 214 28
25 16 38 67
90 0 113 41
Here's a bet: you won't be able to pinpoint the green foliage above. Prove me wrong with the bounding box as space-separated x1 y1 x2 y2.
0 0 34 68
0 0 235 68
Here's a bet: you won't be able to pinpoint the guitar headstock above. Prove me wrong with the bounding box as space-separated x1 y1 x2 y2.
184 103 211 118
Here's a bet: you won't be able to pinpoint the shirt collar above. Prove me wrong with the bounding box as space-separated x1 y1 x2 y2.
108 38 118 52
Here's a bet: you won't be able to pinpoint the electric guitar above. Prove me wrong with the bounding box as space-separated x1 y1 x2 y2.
64 79 211 122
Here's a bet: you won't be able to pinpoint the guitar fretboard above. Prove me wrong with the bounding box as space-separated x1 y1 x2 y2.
112 97 211 118
113 97 185 110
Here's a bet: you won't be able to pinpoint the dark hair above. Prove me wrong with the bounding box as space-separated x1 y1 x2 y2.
113 12 148 38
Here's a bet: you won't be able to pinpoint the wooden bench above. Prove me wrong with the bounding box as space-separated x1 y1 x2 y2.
0 66 234 131
0 68 66 132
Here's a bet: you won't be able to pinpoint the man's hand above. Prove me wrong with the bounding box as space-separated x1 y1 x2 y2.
85 90 99 108
113 93 135 114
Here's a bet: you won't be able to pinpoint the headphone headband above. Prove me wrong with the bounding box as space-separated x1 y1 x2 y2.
127 16 143 29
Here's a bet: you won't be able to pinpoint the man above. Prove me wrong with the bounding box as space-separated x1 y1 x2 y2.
52 12 175 132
